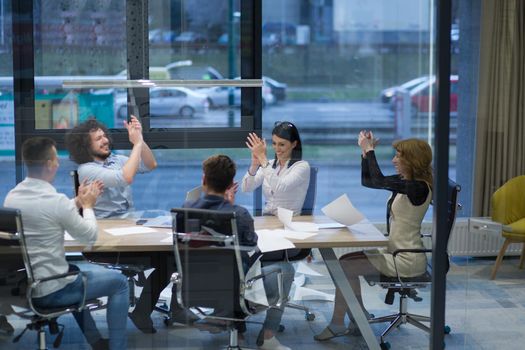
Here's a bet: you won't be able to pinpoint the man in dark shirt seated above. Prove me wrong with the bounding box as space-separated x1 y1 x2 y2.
184 155 294 350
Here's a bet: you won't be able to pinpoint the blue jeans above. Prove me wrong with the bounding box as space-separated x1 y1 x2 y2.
33 263 129 350
261 261 295 333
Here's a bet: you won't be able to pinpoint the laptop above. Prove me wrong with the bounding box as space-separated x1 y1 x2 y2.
185 185 202 203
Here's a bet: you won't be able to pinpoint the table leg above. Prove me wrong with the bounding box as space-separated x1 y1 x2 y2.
319 248 380 350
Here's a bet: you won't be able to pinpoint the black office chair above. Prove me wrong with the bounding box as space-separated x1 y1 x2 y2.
366 180 461 349
0 207 102 350
170 208 286 349
70 170 147 307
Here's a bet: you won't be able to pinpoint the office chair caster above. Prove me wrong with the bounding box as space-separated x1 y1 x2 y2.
305 312 315 321
444 325 451 334
278 324 285 332
380 341 391 350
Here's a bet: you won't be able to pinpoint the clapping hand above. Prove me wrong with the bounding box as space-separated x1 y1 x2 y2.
77 180 104 209
124 115 143 145
246 132 267 166
358 130 379 157
224 182 239 205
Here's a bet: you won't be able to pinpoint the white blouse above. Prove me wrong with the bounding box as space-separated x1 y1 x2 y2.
242 159 310 216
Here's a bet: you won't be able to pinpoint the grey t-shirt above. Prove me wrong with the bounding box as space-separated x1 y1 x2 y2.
78 153 149 218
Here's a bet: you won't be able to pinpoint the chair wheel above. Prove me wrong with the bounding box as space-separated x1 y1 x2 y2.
278 324 285 332
305 313 315 321
444 325 451 334
380 341 391 350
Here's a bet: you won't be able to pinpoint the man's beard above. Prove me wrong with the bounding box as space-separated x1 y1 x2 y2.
91 148 111 160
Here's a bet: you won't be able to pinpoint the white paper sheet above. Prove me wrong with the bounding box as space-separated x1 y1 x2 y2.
281 229 317 240
244 258 269 306
321 194 365 226
255 229 295 252
295 261 323 276
285 221 319 232
349 221 384 236
277 207 294 225
105 226 157 236
317 222 346 229
277 207 319 232
292 286 334 302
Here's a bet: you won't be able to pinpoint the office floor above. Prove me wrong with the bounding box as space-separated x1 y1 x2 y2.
2 254 525 350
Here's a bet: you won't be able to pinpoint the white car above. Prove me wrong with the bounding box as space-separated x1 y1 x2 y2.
115 87 209 118
199 85 275 108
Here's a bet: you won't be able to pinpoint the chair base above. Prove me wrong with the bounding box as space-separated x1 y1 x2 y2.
284 301 315 321
368 294 430 344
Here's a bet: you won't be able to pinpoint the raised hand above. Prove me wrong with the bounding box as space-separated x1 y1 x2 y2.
245 132 267 165
224 181 239 205
358 130 379 157
77 180 104 209
124 116 143 145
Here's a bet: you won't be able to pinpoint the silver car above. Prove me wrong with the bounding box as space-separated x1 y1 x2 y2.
116 87 209 118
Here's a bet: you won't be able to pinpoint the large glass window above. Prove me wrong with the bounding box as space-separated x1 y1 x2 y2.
262 0 435 220
0 0 13 200
33 1 126 130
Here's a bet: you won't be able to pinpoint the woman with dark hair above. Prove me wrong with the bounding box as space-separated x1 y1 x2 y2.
242 121 310 216
314 131 433 341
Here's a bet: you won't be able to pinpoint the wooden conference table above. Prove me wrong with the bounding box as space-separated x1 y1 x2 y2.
65 215 388 350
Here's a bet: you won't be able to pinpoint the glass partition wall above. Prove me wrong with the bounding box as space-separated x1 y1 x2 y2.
6 0 521 349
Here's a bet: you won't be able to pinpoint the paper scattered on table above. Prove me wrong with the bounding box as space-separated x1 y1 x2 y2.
292 286 334 302
321 194 365 226
295 261 323 276
280 229 317 240
277 207 294 225
277 207 319 232
317 222 346 229
105 226 157 236
142 215 172 228
256 229 295 252
349 220 384 236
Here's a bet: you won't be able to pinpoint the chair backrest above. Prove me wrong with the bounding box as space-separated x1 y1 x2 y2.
444 180 461 271
301 166 318 215
70 170 83 216
0 208 33 282
491 175 525 225
170 208 248 317
71 170 80 196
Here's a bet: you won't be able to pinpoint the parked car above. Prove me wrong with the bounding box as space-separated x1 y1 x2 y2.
199 85 275 108
408 75 458 114
380 76 429 104
395 75 459 115
174 31 207 45
263 76 287 103
115 87 209 118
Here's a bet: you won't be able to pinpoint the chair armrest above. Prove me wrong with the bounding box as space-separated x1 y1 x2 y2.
245 269 286 309
245 268 279 288
28 270 88 318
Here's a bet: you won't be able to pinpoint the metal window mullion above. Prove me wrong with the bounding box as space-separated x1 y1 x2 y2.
126 0 150 129
431 0 452 349
12 0 35 184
